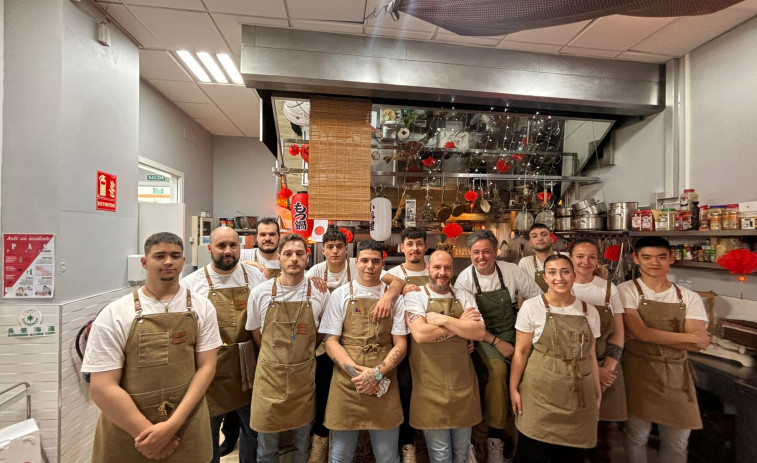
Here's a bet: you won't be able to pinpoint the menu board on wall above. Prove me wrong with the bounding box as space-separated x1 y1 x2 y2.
3 234 55 298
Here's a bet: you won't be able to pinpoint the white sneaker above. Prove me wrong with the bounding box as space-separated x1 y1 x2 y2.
401 444 417 463
486 438 504 463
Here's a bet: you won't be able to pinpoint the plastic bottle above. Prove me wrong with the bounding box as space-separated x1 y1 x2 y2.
709 207 723 231
679 189 698 212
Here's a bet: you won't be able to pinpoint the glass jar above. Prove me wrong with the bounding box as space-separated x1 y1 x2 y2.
699 205 710 231
723 204 740 230
709 208 723 230
631 210 642 231
641 210 655 231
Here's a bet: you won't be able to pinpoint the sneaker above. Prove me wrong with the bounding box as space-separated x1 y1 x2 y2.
487 438 504 463
401 444 417 463
308 434 329 463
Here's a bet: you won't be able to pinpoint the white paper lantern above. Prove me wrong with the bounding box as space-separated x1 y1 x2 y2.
370 197 392 241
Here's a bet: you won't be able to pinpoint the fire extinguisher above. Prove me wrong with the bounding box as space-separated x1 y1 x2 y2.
291 192 313 240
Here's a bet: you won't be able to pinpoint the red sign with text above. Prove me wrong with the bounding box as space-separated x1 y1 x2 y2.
3 234 55 298
96 171 117 212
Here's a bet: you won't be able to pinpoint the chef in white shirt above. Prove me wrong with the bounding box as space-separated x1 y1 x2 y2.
241 217 282 279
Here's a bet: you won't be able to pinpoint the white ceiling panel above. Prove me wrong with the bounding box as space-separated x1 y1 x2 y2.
287 0 367 22
204 0 288 17
632 8 757 56
616 50 673 64
128 6 229 53
98 3 162 48
195 118 244 136
365 0 436 32
289 19 364 34
568 15 676 51
497 41 562 55
139 49 192 81
364 26 434 41
221 105 260 137
124 0 205 10
559 46 621 59
174 102 226 119
198 83 260 107
434 33 504 47
505 21 591 46
213 13 291 55
146 79 211 103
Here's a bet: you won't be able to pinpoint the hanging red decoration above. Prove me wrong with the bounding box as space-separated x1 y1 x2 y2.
717 249 757 276
382 250 387 260
339 227 354 243
604 244 622 262
301 144 310 163
537 191 553 203
277 187 293 199
464 190 478 202
288 144 301 156
495 159 512 173
550 233 558 244
443 223 464 239
512 153 526 163
290 192 314 240
421 156 436 167
444 141 456 149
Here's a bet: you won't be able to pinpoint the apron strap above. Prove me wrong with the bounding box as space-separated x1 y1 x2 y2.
604 279 612 306
540 294 552 314
672 283 686 310
241 266 249 284
632 278 647 304
422 284 459 300
471 269 483 296
533 254 538 269
400 264 409 281
271 278 278 298
472 264 506 296
204 266 214 290
306 279 312 298
186 289 192 310
133 290 143 317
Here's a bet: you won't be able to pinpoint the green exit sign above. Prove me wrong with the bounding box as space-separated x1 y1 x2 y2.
147 174 166 181
153 188 164 194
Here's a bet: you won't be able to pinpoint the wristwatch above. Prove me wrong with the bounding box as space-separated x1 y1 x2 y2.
373 366 383 381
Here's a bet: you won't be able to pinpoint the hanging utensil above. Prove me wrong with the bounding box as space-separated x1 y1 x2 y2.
451 176 465 217
418 182 437 223
436 174 452 222
479 180 491 213
392 186 408 229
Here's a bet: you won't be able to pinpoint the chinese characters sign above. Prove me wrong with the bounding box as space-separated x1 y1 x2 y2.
3 234 55 298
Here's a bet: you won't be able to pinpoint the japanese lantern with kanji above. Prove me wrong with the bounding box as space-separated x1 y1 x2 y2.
291 192 314 240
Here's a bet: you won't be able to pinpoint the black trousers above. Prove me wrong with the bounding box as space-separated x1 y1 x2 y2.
313 352 334 437
514 432 586 463
396 356 415 446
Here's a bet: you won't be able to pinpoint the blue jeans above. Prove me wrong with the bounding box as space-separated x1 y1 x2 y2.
330 428 400 463
423 428 472 463
210 405 257 463
257 422 313 463
624 414 691 463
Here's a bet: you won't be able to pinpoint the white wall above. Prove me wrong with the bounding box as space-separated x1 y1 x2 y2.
139 81 214 264
212 136 277 221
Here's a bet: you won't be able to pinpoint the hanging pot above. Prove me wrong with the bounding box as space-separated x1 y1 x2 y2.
436 185 452 222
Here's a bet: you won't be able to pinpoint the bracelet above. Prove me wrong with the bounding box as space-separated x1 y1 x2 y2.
488 335 496 345
493 338 500 346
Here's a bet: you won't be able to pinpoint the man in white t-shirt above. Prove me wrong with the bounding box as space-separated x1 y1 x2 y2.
82 232 221 462
241 217 282 279
404 250 485 463
517 223 557 293
181 226 267 463
319 240 409 463
453 230 542 463
246 233 331 463
618 236 710 463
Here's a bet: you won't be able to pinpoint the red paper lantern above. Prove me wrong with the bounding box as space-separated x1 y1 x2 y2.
301 144 310 163
443 223 463 239
444 141 456 149
339 227 353 243
604 244 621 262
288 144 301 156
464 190 478 203
495 159 512 173
717 249 757 276
277 187 293 199
290 192 313 240
422 157 436 167
537 191 553 203
512 153 525 163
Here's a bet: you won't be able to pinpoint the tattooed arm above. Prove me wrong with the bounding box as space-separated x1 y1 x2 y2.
405 311 456 344
324 334 362 376
378 335 407 377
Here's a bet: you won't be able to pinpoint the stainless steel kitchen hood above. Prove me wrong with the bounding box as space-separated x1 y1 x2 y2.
241 26 664 117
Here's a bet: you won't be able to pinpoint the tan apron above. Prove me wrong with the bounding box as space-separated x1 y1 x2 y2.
532 255 550 293
323 282 404 431
92 290 212 462
400 263 430 287
623 280 702 429
593 279 627 422
250 279 317 433
257 252 282 280
204 266 254 417
324 259 351 292
409 286 481 430
515 296 598 448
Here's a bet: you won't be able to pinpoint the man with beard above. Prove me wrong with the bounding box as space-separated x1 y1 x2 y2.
454 230 542 463
182 226 267 463
246 233 331 463
404 250 485 463
517 223 558 293
241 217 282 279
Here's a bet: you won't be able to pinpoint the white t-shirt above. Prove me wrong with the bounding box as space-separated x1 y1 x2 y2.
517 252 568 278
454 261 543 304
246 278 330 333
181 263 268 297
319 281 409 336
81 287 222 373
404 286 478 317
305 259 359 290
386 263 430 282
617 279 708 322
572 276 624 315
515 296 601 344
240 248 280 271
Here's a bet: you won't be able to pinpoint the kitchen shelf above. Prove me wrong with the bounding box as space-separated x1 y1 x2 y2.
371 171 600 182
629 230 757 237
672 261 725 270
555 230 630 236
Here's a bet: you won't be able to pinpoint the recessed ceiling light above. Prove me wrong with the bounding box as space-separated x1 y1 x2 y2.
217 54 244 85
177 50 210 83
197 52 227 84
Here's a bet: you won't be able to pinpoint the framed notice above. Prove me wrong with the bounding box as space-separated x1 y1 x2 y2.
3 234 55 298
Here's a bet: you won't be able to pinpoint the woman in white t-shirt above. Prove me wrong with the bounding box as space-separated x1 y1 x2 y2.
510 255 602 463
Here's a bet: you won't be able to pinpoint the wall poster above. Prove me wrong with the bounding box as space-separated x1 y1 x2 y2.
3 234 55 298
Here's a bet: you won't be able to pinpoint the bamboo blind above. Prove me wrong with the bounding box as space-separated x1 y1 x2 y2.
308 97 372 220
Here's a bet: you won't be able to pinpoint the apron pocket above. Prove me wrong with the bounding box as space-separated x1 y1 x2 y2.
215 301 237 328
537 368 580 412
421 351 473 390
138 331 170 367
287 358 316 398
257 359 287 400
133 380 192 423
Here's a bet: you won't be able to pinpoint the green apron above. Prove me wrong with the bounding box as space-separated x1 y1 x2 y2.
471 265 516 360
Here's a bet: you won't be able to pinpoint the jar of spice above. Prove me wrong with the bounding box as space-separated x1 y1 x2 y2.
699 205 710 231
641 210 655 231
631 210 642 231
723 204 740 230
709 207 723 230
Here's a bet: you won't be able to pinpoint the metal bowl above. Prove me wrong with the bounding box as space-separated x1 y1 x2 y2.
575 202 607 215
571 198 597 212
556 207 573 217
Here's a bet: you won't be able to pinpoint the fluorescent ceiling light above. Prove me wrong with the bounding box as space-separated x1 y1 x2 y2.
177 50 210 83
197 52 227 84
217 54 244 85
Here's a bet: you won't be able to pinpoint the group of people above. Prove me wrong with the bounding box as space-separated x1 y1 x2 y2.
81 217 711 463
